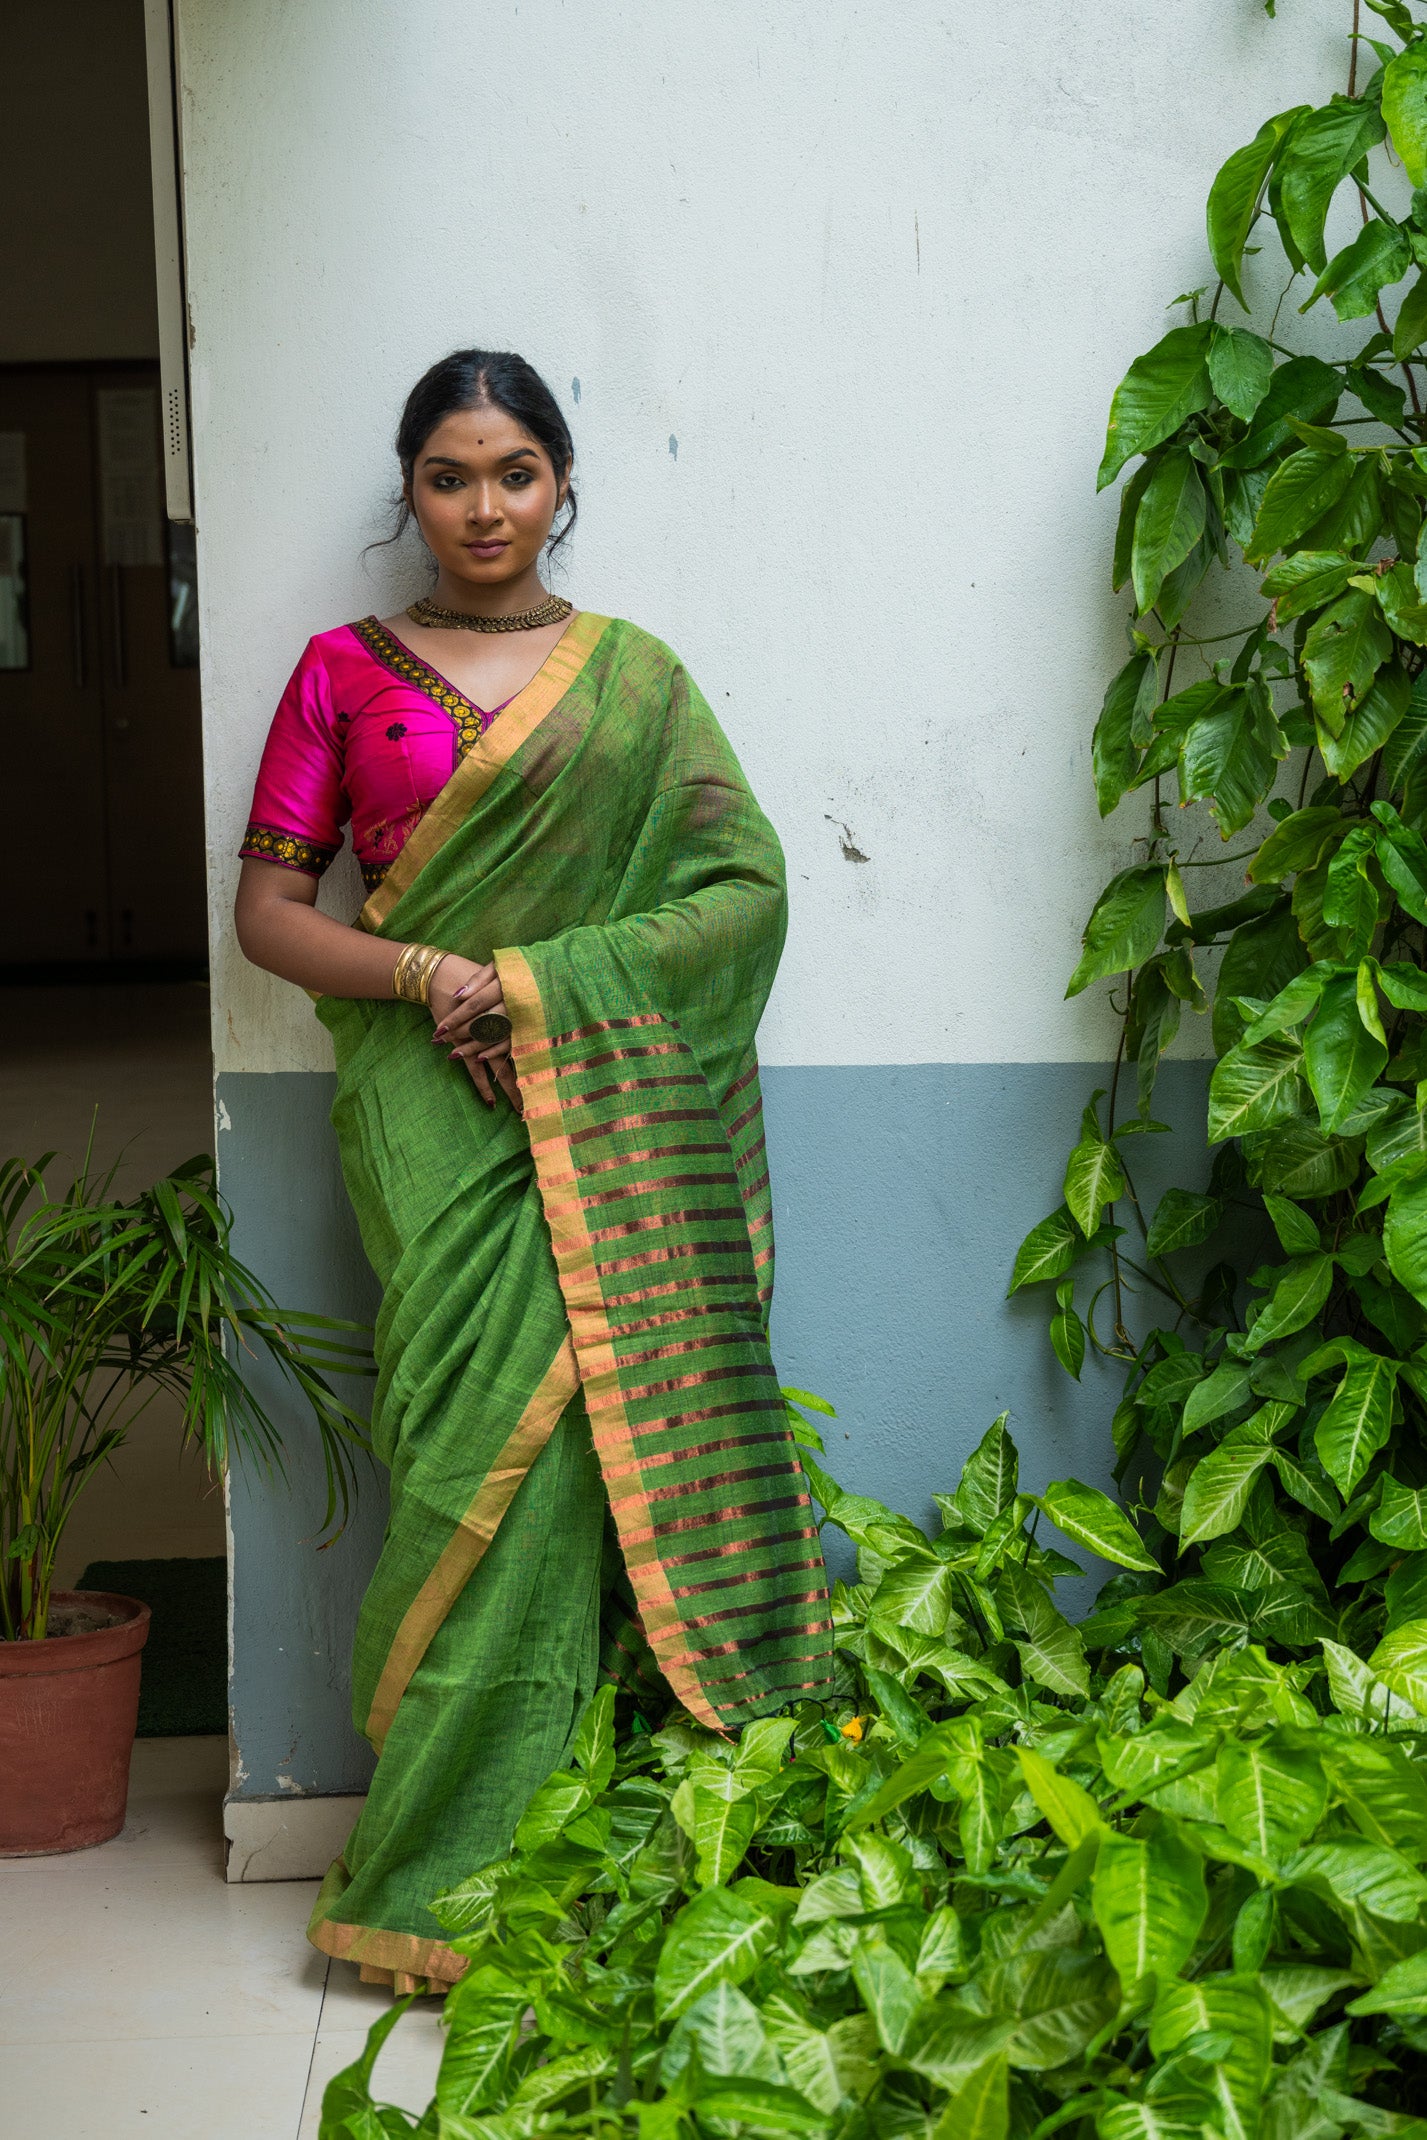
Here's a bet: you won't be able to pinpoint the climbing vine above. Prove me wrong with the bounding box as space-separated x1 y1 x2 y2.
1012 0 1427 1663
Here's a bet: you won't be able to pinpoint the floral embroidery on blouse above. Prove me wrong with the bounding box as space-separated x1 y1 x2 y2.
348 616 484 759
239 821 340 877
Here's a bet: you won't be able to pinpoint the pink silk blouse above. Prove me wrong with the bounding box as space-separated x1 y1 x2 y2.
239 618 512 893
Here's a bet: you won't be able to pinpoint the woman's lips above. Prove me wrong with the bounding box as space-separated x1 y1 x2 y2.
465 540 508 557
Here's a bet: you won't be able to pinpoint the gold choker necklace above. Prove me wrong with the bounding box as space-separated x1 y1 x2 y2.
406 593 573 633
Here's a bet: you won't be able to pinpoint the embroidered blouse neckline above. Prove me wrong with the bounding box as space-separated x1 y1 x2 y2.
347 615 487 756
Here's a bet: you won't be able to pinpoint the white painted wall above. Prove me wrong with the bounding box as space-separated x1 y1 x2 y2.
2 0 159 362
181 0 1348 1076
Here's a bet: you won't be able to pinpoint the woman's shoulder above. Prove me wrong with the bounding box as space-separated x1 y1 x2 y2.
596 615 688 679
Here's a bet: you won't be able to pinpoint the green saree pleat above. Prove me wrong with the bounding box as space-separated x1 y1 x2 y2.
306 614 833 1986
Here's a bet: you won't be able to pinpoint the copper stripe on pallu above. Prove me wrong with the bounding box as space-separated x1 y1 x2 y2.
495 946 830 1730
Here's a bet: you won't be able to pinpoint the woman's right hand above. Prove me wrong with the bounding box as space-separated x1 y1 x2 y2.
429 956 521 1113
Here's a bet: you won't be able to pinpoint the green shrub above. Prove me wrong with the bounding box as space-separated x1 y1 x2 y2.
320 1419 1427 2138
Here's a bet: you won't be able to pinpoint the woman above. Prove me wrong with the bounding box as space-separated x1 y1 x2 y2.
234 349 833 1993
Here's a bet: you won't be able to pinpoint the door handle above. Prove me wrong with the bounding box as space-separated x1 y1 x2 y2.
108 564 127 690
69 565 86 689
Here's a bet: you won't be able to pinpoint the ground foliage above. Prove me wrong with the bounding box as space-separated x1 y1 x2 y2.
322 1414 1427 2139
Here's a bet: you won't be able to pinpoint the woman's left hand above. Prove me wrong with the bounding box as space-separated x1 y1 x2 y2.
431 961 521 1113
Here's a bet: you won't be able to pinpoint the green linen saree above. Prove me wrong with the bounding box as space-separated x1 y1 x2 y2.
306 612 834 1989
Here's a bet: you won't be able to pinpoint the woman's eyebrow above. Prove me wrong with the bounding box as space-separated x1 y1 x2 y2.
421 453 465 468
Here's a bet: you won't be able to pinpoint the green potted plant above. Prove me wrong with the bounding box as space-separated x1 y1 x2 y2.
0 1148 369 1855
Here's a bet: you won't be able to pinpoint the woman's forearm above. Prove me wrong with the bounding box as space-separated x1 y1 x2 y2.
234 868 404 998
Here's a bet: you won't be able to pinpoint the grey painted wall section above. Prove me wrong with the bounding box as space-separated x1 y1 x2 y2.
221 1060 1210 1800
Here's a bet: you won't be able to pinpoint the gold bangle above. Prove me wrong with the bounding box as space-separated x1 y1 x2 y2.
392 942 448 1006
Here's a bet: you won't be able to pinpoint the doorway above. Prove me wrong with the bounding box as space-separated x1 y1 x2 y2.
0 361 205 975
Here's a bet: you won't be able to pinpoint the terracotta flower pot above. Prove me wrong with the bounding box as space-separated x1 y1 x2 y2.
0 1590 151 1855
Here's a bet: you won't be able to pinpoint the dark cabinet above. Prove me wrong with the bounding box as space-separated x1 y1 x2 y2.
0 364 205 969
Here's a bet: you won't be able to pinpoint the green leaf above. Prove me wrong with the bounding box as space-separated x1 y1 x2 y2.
1092 1825 1208 1988
1373 798 1427 924
957 1413 1018 1532
1216 1735 1327 1862
901 2014 1018 2093
1136 1579 1256 1656
1306 217 1412 321
762 2008 879 2117
1065 1115 1126 1238
438 1968 528 2117
1385 43 1427 187
930 2053 1009 2140
689 1787 759 1888
1318 661 1411 780
1260 550 1358 623
1035 1478 1160 1573
1375 565 1427 645
1000 1563 1089 1699
1149 1977 1274 2137
1008 1207 1080 1293
654 1887 777 2020
1132 450 1207 614
1184 1360 1256 1433
1302 589 1393 723
1276 96 1388 272
1247 447 1355 563
1304 971 1390 1136
1394 269 1427 358
1385 1169 1427 1307
1066 866 1167 998
691 2080 829 2133
1016 1745 1103 1846
1207 1036 1309 1143
1263 1194 1322 1256
1144 1187 1221 1258
1207 111 1308 309
1179 683 1286 837
1245 1257 1335 1352
1179 1417 1281 1544
1371 1473 1427 1551
1290 1833 1427 1922
1369 1617 1427 1713
1050 1291 1086 1381
320 1999 415 2136
1209 325 1274 420
1094 654 1157 816
1248 803 1346 882
850 1930 923 2055
1348 1949 1427 2017
1098 324 1215 490
869 1557 957 1637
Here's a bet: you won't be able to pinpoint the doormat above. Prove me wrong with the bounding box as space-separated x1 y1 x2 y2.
75 1556 226 1737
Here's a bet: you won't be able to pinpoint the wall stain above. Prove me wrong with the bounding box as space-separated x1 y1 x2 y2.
668 435 679 460
825 814 870 864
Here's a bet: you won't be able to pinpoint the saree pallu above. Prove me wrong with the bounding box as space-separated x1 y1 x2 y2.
306 614 835 1988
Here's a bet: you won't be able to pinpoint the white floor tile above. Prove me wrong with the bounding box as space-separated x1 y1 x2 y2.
0 1735 325 2046
0 2031 318 2140
0 1862 326 2044
300 2015 446 2139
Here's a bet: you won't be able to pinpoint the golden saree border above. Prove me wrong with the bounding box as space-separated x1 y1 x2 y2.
496 946 727 1733
363 1336 581 1751
357 611 611 933
307 1859 467 1985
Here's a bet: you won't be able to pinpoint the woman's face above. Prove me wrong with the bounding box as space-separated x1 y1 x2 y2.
407 402 565 588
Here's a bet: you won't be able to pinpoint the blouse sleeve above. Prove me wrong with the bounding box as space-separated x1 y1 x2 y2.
238 639 349 877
